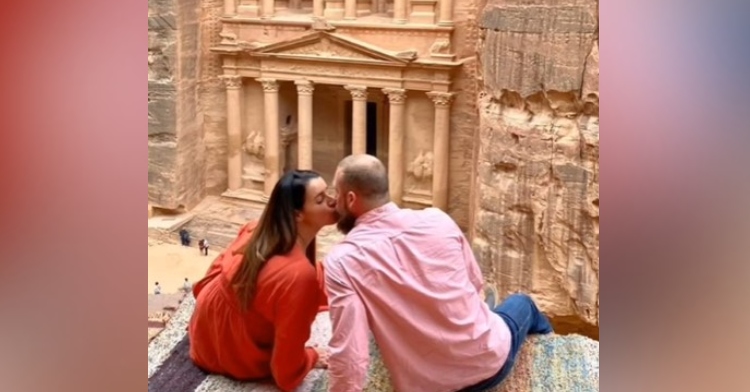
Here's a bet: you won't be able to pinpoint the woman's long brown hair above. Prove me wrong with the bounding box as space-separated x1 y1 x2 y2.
231 170 321 311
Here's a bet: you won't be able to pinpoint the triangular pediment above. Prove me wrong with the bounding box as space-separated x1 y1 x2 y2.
251 32 412 65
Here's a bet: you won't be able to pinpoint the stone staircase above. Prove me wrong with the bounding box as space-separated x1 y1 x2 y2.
152 196 265 250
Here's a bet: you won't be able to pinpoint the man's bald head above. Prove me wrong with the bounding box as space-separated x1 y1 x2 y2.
335 154 390 204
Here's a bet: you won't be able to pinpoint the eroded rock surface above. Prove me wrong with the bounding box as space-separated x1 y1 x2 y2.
474 0 600 337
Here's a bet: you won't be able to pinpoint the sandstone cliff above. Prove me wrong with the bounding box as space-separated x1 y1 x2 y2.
472 0 599 337
148 0 204 211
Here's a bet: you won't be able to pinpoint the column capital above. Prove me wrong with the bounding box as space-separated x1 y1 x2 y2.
295 80 315 95
383 88 407 104
256 78 279 92
426 91 455 107
345 85 368 101
220 75 243 89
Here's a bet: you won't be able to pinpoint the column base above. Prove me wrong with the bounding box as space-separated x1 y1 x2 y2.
222 188 269 206
402 192 433 208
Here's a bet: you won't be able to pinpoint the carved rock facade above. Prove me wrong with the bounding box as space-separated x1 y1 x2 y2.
473 0 600 337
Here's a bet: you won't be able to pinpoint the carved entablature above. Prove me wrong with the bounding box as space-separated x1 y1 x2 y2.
213 31 463 91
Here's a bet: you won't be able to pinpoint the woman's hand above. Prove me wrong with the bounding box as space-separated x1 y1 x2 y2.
312 345 330 369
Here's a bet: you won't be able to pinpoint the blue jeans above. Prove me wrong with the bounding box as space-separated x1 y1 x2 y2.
459 294 554 392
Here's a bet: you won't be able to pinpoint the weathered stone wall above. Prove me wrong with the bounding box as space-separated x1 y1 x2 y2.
473 0 599 337
176 0 204 209
148 0 204 210
448 0 485 231
197 0 227 195
148 0 178 208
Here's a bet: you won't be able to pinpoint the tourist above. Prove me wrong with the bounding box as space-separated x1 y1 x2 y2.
182 278 191 293
154 282 162 295
198 238 209 256
188 170 336 392
179 229 191 246
323 155 554 392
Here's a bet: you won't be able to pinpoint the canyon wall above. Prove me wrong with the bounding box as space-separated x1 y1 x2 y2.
472 0 599 337
148 0 204 210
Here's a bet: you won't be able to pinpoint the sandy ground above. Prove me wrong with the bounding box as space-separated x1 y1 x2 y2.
148 242 220 294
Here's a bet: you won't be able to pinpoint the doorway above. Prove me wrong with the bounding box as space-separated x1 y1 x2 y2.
344 101 380 157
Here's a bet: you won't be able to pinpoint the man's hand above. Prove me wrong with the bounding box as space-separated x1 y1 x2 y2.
312 345 330 369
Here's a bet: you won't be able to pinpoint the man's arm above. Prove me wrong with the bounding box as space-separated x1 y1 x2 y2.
325 257 371 392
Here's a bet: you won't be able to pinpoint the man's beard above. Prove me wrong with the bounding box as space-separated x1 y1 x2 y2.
336 207 357 235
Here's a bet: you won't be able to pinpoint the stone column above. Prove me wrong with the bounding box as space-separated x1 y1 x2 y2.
314 0 324 17
221 75 243 191
394 0 407 23
258 79 280 196
295 80 315 170
437 0 453 26
383 88 406 204
427 91 454 210
344 0 356 19
324 0 345 19
225 0 236 15
262 0 275 18
345 86 368 155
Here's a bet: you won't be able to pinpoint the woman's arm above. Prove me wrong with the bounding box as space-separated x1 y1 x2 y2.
269 263 321 391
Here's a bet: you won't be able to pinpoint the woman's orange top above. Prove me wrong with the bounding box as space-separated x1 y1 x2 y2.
188 222 329 391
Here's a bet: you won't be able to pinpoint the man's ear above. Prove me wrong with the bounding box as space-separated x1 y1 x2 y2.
346 191 357 210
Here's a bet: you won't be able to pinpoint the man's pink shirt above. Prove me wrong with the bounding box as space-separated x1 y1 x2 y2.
324 203 512 392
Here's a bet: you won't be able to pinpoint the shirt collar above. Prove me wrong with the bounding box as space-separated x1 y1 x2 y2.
356 202 399 226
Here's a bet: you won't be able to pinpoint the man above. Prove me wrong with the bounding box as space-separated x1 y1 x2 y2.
179 229 191 246
323 155 553 392
199 238 209 256
154 282 162 295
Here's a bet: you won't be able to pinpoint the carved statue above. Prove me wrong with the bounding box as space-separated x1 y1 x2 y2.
311 17 336 32
408 151 434 181
244 131 265 158
219 31 238 45
430 39 451 55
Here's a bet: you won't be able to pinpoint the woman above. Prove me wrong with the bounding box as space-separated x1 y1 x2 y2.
188 170 337 391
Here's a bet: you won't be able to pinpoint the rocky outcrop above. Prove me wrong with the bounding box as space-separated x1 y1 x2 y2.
148 0 204 211
478 0 599 97
474 0 599 337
